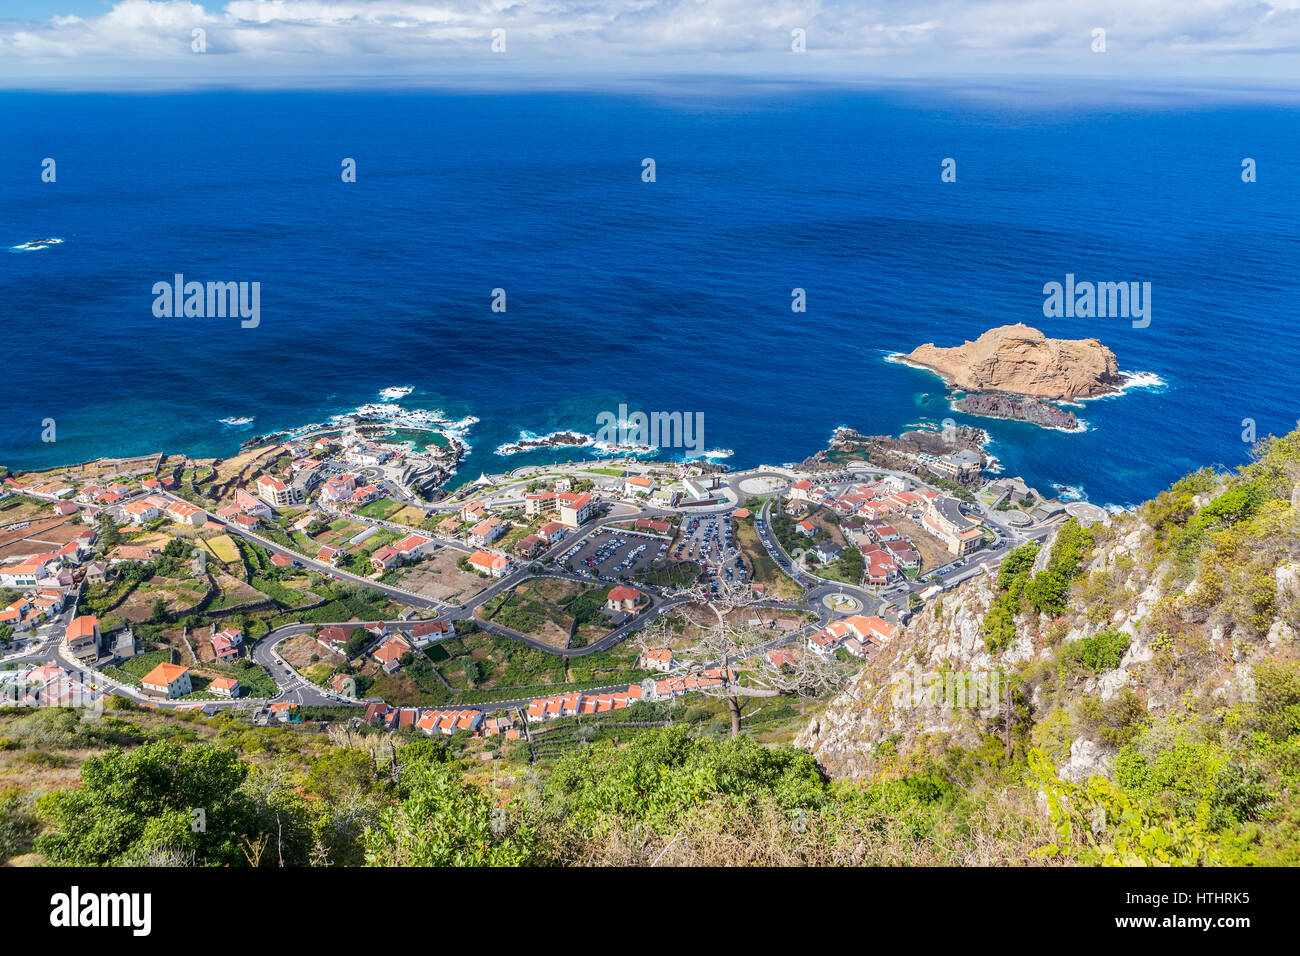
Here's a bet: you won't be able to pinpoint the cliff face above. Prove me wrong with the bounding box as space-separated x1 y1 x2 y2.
797 571 1008 779
904 324 1122 400
798 464 1300 783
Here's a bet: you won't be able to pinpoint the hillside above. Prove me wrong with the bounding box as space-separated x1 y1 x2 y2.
4 430 1300 866
800 427 1300 864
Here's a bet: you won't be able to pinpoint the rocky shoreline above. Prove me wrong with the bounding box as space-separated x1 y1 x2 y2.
495 431 594 455
804 425 990 486
952 393 1081 431
495 429 658 457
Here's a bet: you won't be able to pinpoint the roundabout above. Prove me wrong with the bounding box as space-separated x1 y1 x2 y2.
822 591 863 614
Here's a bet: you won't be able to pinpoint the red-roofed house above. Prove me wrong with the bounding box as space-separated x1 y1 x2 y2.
234 488 272 517
517 534 546 558
164 500 207 526
843 615 895 647
316 624 352 654
415 708 483 737
0 554 59 588
321 472 359 502
409 619 455 646
605 586 642 612
257 474 302 507
141 662 192 698
639 647 674 672
537 521 567 544
66 615 100 663
393 534 434 559
557 492 595 528
122 499 161 525
211 627 243 661
524 492 556 517
373 635 412 673
624 475 655 497
469 517 505 546
348 485 383 507
209 676 240 698
467 549 511 578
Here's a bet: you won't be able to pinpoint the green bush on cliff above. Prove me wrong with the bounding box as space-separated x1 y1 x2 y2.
1022 519 1094 616
1058 628 1130 679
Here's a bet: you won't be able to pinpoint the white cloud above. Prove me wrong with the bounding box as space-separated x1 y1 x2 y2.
2 0 1299 82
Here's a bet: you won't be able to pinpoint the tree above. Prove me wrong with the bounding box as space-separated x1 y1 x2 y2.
0 786 35 864
98 514 121 551
636 578 843 737
363 762 533 866
35 742 258 866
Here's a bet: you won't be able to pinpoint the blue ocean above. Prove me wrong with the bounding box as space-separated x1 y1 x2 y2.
2 84 1297 507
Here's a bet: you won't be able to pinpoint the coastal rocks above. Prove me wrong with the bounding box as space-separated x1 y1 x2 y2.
240 431 290 450
807 425 988 479
495 430 657 457
951 393 1080 431
496 431 595 456
904 324 1122 401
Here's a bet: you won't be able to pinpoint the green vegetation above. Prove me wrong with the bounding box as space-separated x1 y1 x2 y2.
927 475 976 503
1058 628 1130 679
1022 519 1094 616
232 538 312 608
0 786 36 864
981 520 1095 653
982 542 1038 653
208 659 279 699
8 428 1300 868
102 649 174 687
818 542 863 585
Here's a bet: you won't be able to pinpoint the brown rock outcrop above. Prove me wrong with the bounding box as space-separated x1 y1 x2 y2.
903 324 1121 401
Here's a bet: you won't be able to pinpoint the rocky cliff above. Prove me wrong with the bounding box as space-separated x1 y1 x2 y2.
903 324 1122 400
798 436 1300 790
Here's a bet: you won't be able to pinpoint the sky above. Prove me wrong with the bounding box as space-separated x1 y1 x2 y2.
1 0 1299 87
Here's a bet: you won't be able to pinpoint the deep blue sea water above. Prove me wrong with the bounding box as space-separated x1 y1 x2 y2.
2 85 1298 507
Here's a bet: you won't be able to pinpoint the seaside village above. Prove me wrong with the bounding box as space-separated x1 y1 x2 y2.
0 428 1060 752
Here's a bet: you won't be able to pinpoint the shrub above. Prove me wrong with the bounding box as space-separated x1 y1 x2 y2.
1059 629 1131 678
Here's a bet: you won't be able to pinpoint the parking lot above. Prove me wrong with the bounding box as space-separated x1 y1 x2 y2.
556 528 668 582
921 558 967 583
673 514 746 593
